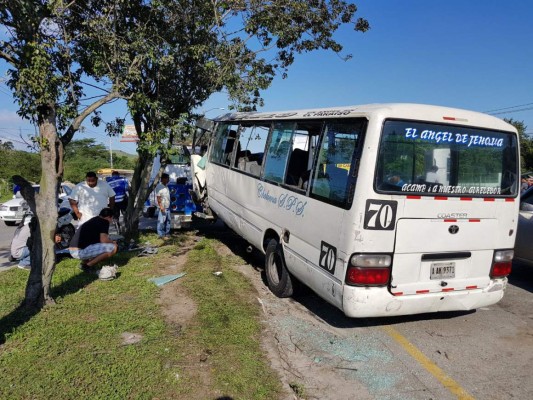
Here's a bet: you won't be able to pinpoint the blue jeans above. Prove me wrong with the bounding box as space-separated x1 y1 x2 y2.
157 209 171 238
18 247 31 267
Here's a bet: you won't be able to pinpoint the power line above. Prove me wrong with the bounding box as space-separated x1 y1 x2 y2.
0 136 31 146
484 102 533 113
0 127 35 132
489 106 533 116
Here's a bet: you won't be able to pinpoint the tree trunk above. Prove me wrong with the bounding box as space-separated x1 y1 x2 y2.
23 105 63 308
123 150 157 240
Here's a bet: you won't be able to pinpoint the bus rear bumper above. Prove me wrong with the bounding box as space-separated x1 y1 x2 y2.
342 279 507 318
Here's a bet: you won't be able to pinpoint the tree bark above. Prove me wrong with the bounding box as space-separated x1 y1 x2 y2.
21 105 62 308
123 150 158 240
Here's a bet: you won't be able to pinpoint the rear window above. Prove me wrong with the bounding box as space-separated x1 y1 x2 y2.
376 120 518 197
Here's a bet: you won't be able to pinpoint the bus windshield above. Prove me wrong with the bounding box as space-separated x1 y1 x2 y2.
375 120 519 197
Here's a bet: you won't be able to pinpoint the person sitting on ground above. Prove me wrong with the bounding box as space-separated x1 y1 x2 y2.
10 214 62 270
9 214 31 269
68 207 118 272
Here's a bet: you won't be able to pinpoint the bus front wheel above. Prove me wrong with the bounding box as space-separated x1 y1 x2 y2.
265 239 294 298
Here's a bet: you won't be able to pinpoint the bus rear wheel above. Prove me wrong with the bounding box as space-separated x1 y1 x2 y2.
265 239 293 298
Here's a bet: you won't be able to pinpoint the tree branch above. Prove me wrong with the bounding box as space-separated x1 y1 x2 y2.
0 48 17 65
61 91 122 146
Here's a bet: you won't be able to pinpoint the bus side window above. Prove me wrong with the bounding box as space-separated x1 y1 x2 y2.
224 130 238 166
285 123 322 188
209 123 239 166
286 148 309 187
235 123 270 176
310 121 362 206
263 122 294 184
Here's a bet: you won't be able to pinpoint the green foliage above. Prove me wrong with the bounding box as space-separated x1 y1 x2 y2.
0 140 14 150
0 148 41 185
0 140 136 187
67 0 369 154
63 139 136 183
505 118 533 172
0 1 85 131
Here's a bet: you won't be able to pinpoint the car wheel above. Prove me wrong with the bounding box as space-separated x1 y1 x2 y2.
4 221 17 226
264 238 294 298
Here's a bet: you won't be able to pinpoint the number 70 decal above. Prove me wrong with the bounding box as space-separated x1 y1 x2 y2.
364 200 397 230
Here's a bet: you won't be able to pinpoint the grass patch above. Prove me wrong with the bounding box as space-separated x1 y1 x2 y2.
0 233 283 400
176 238 282 399
0 235 184 399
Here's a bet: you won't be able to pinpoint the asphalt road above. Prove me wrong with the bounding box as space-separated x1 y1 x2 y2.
214 230 533 400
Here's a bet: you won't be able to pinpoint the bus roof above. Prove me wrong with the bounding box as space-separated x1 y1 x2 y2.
214 103 516 132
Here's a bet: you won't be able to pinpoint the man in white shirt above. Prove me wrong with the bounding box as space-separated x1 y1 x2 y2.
69 171 116 226
156 173 171 239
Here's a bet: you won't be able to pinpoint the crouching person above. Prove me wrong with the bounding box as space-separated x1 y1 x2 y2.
69 207 118 272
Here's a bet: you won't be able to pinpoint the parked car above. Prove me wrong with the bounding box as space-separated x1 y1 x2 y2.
515 186 533 265
0 184 72 226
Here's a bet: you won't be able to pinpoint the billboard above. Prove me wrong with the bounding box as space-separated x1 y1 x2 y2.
120 125 139 142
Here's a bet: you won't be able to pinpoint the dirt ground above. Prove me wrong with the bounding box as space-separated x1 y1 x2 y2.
155 228 373 400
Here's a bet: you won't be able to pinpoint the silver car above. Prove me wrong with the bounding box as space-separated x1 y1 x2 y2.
515 186 533 265
0 184 72 226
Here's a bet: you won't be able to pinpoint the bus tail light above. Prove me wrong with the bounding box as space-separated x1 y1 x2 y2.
346 254 392 286
490 250 513 278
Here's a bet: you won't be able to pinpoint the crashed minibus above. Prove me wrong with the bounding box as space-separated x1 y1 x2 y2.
191 104 519 317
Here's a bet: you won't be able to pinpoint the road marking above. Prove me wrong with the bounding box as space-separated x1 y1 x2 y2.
382 325 475 400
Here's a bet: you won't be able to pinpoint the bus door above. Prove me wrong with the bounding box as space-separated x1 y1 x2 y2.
375 120 518 297
287 120 365 307
203 122 241 224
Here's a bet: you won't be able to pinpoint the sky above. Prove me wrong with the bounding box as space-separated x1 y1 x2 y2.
1 0 532 158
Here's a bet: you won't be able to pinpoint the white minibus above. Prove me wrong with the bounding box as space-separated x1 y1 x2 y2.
192 104 519 317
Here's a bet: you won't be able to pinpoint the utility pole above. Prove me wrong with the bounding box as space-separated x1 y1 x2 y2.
109 136 114 169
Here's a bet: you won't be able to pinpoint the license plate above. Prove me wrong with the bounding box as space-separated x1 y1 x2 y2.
430 262 455 279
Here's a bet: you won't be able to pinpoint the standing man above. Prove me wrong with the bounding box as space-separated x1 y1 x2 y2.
69 171 116 226
68 207 118 271
156 173 171 239
106 170 129 223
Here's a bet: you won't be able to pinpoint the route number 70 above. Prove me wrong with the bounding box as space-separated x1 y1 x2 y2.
363 200 397 230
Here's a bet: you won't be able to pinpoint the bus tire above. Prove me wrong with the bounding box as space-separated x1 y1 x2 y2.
265 239 294 298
